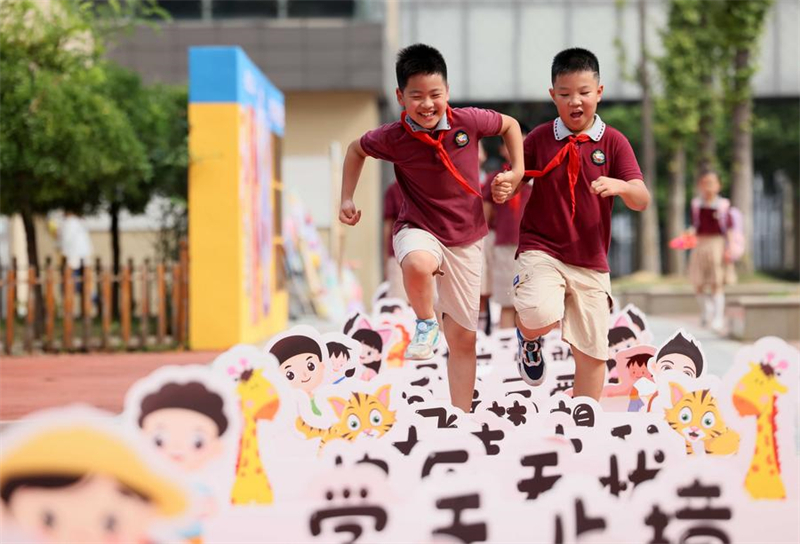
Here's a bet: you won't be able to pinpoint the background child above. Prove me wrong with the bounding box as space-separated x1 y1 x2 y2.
339 43 524 412
688 170 738 333
482 125 532 330
494 48 650 400
383 180 408 301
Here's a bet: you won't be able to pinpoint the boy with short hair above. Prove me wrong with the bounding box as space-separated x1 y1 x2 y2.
269 335 326 415
493 48 650 400
340 43 524 412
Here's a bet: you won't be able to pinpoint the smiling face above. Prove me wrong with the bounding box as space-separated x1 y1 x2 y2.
7 475 157 544
140 408 224 472
629 364 652 381
280 353 324 395
549 70 603 134
396 72 450 131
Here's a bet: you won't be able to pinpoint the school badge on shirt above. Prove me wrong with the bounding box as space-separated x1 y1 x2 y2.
454 130 470 147
591 149 606 166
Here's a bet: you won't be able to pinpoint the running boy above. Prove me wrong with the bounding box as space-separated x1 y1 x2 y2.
340 43 524 412
493 48 650 400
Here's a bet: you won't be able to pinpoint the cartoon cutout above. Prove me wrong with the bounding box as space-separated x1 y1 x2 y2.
296 384 396 450
646 330 706 412
322 332 363 386
225 358 281 506
599 345 655 412
344 313 393 380
624 346 655 412
732 355 790 499
664 381 740 456
621 304 653 344
267 329 327 415
0 416 187 544
606 315 640 384
126 368 236 544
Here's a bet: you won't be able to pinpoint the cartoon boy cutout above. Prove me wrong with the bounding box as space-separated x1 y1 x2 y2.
134 380 232 543
269 334 326 416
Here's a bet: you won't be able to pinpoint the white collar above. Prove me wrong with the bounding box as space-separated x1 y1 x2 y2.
554 114 606 142
404 112 451 133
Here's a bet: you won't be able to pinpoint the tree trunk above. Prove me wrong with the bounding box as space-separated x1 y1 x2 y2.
20 209 45 335
666 141 687 276
111 201 121 319
730 48 755 275
696 75 717 176
637 0 661 274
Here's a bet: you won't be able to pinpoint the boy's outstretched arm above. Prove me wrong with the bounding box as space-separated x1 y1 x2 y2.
491 115 525 203
591 177 650 211
340 139 368 226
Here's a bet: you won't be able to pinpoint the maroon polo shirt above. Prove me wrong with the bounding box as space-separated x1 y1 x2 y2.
482 168 532 246
383 181 404 256
360 107 503 247
519 120 643 272
694 201 733 236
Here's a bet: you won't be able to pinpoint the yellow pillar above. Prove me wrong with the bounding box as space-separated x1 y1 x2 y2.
188 47 287 349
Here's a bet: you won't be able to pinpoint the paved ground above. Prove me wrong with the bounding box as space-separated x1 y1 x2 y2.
0 350 220 421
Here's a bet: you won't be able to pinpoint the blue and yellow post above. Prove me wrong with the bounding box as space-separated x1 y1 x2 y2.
188 47 287 349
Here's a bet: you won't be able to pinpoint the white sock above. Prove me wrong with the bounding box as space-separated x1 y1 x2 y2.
712 292 725 326
705 295 715 322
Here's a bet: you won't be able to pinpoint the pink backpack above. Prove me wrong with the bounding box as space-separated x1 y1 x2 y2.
690 197 745 261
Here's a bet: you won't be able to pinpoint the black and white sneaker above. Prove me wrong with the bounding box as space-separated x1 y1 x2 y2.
516 329 546 386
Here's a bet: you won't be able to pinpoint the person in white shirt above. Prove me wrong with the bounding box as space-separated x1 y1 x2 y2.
58 211 93 293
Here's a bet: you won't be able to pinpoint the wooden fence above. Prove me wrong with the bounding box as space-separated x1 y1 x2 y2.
0 242 189 355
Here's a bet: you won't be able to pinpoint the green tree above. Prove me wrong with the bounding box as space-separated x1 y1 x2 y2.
717 0 774 274
656 0 705 275
95 63 187 313
637 0 662 275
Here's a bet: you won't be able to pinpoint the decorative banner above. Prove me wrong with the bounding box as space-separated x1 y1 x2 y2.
2 303 798 543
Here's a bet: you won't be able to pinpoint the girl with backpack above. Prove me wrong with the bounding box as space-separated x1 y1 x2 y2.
688 171 745 333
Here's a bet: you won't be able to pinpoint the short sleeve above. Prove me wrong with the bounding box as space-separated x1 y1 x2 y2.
610 133 644 182
360 124 396 162
461 107 503 139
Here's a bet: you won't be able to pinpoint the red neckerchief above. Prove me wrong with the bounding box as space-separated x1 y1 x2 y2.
524 133 591 221
400 106 481 198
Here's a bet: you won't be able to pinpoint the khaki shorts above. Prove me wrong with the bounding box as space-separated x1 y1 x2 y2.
385 256 408 301
689 235 736 291
480 230 495 296
394 227 483 331
491 244 517 307
513 250 612 361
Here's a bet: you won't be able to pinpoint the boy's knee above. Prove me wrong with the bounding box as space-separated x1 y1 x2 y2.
517 308 558 335
401 251 439 277
448 330 476 353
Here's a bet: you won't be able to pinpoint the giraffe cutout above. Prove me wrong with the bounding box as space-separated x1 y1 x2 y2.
732 359 789 499
231 368 281 505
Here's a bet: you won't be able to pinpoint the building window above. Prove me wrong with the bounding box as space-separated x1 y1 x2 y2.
155 0 203 19
211 0 278 19
287 0 355 18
